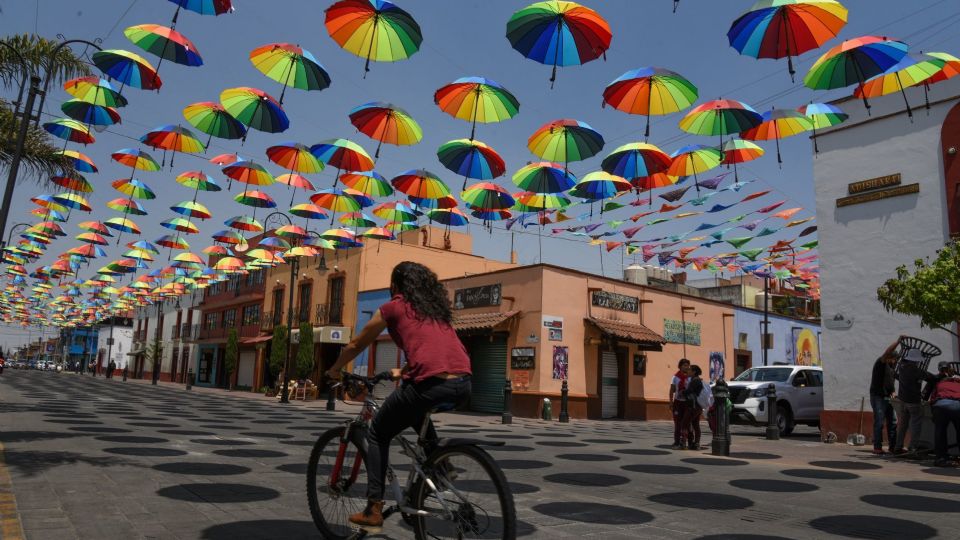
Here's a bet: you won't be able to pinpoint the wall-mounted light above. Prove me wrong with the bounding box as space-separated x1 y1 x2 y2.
949 146 957 155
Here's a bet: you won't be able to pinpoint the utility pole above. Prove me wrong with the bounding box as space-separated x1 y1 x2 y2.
762 269 770 367
152 300 162 385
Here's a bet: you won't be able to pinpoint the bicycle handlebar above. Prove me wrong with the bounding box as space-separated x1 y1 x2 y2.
331 370 395 392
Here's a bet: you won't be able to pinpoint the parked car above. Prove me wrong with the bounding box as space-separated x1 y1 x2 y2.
726 365 824 436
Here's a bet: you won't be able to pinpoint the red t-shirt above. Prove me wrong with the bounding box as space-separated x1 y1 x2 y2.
379 295 471 383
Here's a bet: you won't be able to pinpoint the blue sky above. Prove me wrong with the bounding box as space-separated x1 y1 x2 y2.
1 0 959 347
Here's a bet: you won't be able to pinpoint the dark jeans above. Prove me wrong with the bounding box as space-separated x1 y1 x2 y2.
932 399 960 460
366 376 471 501
681 404 702 448
672 401 688 445
871 395 896 450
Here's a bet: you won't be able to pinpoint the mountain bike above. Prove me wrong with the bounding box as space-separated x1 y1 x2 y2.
307 371 517 539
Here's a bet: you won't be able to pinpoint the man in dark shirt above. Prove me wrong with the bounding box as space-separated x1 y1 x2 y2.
893 349 932 454
869 339 900 454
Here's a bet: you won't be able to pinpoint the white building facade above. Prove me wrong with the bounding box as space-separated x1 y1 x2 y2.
96 318 134 373
812 76 960 438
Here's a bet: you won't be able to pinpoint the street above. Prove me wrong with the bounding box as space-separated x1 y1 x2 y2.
1 370 958 539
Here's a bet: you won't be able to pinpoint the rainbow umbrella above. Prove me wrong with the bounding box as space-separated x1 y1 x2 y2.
741 108 813 164
51 174 93 193
344 188 375 209
363 227 396 241
434 77 520 140
372 201 417 222
409 194 456 211
78 221 113 235
171 200 211 220
804 36 908 113
210 153 240 166
276 173 317 206
220 87 290 136
470 208 512 223
214 256 245 272
106 198 147 215
349 102 422 158
506 0 612 87
203 245 233 256
310 138 374 188
224 216 264 233
60 99 121 127
156 235 191 251
56 150 97 173
924 52 960 87
223 159 275 193
32 208 67 222
311 188 362 224
528 119 604 169
437 139 505 190
168 0 233 24
92 49 162 92
250 43 331 105
668 144 723 193
111 148 160 173
601 142 671 181
140 124 206 167
104 217 141 235
391 169 451 201
176 170 222 196
161 218 200 234
630 171 678 205
854 53 948 119
339 212 377 228
324 0 423 75
63 77 128 108
76 232 109 245
461 182 515 210
267 142 324 174
602 67 698 139
43 119 95 146
52 193 92 212
340 171 393 198
678 99 763 148
124 24 202 86
212 229 246 244
112 178 157 200
183 102 247 146
427 207 468 227
290 203 329 221
797 102 847 154
721 138 765 183
570 171 631 215
512 162 576 193
274 224 308 239
234 190 276 209
727 0 848 82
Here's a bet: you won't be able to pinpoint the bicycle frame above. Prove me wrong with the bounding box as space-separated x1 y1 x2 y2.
330 388 467 521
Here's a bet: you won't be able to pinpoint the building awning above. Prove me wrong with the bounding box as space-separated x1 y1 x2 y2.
240 335 273 345
126 347 144 356
453 310 520 332
586 317 665 345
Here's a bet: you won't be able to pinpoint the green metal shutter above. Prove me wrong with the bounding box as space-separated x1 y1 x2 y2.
468 335 508 413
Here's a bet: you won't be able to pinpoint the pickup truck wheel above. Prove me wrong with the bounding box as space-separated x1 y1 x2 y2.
777 403 794 436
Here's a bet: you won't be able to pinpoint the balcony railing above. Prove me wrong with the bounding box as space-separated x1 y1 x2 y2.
316 303 344 325
181 323 194 340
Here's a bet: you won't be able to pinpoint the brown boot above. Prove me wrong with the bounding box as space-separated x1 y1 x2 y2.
349 500 384 529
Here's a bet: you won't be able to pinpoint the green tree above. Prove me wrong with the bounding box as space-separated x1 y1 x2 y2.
269 324 288 380
145 340 163 377
224 328 238 390
296 322 315 380
1 34 91 180
877 241 960 337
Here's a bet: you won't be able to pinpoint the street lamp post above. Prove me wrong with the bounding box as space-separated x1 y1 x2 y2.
152 300 162 385
264 212 298 405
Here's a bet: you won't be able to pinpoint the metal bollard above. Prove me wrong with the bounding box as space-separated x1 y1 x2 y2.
558 379 570 423
765 383 780 440
542 398 552 421
326 385 336 411
185 370 193 390
711 379 731 456
122 367 128 382
502 379 513 425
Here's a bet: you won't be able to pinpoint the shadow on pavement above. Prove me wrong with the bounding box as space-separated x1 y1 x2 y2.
729 478 818 493
649 491 754 510
808 515 937 539
200 519 320 539
532 501 653 525
3 450 134 477
153 462 252 476
860 494 960 513
0 430 90 443
157 483 281 503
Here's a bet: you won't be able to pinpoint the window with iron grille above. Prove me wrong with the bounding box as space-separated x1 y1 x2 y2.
298 283 312 322
328 277 345 325
223 309 236 328
242 304 261 326
272 288 284 322
204 313 218 330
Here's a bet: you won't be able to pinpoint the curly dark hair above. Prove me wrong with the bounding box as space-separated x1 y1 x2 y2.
390 261 452 323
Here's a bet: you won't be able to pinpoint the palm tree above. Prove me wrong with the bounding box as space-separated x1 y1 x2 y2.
1 34 92 182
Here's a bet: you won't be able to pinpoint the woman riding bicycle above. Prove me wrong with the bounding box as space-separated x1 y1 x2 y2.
325 261 472 529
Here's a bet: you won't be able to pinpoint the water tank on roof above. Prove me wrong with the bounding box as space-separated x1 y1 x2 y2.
624 264 647 285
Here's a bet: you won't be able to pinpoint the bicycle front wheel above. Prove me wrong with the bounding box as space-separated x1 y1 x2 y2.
412 444 517 540
306 426 368 540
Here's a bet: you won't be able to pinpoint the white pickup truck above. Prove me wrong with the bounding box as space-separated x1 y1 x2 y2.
725 365 824 436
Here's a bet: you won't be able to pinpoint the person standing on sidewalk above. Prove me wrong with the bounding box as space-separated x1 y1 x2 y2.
682 365 705 450
870 339 900 455
893 348 932 454
669 359 691 450
929 362 960 467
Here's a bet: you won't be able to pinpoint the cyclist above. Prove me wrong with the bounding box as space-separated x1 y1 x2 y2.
325 261 472 529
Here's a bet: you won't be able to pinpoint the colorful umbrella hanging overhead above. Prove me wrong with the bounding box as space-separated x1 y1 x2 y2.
183 102 247 146
124 24 203 86
324 0 423 75
340 171 393 198
721 138 764 183
853 53 947 119
668 144 723 193
391 169 451 201
220 87 290 138
803 35 908 113
249 43 331 105
167 0 234 25
60 100 122 127
310 138 374 187
267 142 323 204
348 102 422 159
512 162 577 194
741 108 813 164
601 142 671 181
461 182 516 211
55 150 97 173
43 119 95 146
678 99 763 148
434 77 520 140
727 0 849 81
140 124 206 167
506 0 612 88
63 77 129 108
602 67 698 139
528 119 604 171
92 49 162 92
437 139 506 190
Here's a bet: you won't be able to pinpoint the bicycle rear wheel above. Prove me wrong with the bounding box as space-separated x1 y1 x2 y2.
306 426 368 539
412 444 516 539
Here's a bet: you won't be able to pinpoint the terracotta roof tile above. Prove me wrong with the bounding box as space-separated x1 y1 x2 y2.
453 310 520 332
586 317 665 344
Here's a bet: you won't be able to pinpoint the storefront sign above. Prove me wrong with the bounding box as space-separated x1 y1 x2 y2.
848 173 901 194
453 284 501 309
320 327 351 344
591 291 639 313
510 347 535 370
836 183 919 208
663 319 701 345
542 315 563 329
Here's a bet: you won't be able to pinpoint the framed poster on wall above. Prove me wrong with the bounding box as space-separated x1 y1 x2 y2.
633 354 647 376
552 346 568 380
